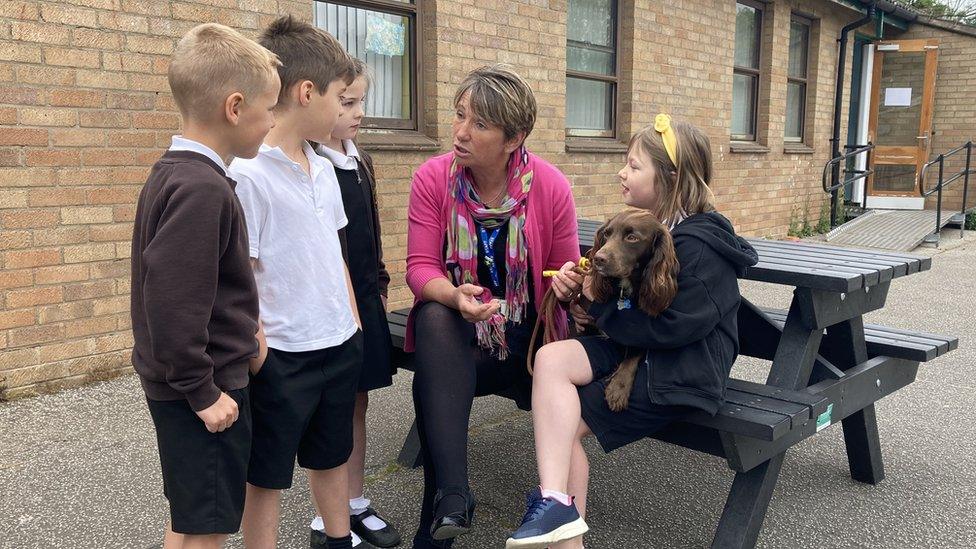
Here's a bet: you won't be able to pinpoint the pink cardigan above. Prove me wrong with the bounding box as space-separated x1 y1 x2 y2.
404 152 580 352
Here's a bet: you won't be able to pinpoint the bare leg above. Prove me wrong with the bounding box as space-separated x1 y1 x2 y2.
242 484 281 549
181 534 227 549
532 340 595 493
349 392 369 500
551 421 594 549
310 463 351 538
163 523 183 549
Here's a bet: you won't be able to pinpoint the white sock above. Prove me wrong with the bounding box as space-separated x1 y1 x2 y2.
349 496 388 531
311 516 324 532
351 531 363 546
540 488 573 507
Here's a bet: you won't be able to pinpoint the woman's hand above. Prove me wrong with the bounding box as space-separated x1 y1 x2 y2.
551 261 584 302
454 283 500 323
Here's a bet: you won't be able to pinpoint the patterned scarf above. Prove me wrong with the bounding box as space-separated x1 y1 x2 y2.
445 146 534 359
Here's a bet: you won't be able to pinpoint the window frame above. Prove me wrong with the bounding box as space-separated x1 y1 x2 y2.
313 0 423 132
785 13 812 144
732 0 764 142
565 0 621 140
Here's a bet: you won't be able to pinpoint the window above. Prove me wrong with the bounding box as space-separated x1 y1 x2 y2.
785 15 811 142
566 0 618 138
732 1 762 141
313 0 419 131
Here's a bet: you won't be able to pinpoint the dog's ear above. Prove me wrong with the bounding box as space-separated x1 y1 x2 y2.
588 222 613 303
638 224 679 316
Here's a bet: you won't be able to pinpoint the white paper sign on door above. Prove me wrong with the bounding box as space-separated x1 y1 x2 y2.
884 87 912 107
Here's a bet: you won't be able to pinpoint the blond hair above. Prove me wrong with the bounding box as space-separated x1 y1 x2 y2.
168 23 280 121
454 64 537 142
629 119 716 226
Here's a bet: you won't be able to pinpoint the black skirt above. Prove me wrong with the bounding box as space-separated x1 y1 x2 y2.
336 165 394 392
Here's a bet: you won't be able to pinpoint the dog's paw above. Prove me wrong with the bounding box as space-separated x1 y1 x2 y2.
604 378 630 412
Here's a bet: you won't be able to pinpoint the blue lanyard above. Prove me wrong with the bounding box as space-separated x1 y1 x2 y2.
478 225 502 289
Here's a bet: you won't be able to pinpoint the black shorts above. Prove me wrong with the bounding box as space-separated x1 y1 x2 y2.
576 336 694 453
147 387 251 535
248 330 363 489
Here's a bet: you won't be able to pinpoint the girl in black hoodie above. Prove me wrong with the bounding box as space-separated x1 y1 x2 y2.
506 116 759 549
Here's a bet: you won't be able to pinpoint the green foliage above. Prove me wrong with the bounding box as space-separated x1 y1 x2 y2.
966 211 976 231
902 0 976 26
788 198 834 238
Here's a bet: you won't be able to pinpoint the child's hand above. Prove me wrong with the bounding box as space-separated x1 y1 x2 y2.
551 261 584 302
454 283 500 323
570 300 594 328
249 321 268 375
196 392 239 433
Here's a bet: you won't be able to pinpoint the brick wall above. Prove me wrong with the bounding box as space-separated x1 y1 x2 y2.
0 0 868 398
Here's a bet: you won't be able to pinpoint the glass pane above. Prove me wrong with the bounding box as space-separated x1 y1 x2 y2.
876 51 924 147
873 164 918 193
313 2 412 121
731 72 757 139
734 3 760 69
567 0 614 48
785 81 805 140
567 45 614 75
566 77 613 134
788 21 809 79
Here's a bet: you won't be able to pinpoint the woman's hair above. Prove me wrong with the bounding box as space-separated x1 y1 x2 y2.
454 64 537 142
628 119 716 226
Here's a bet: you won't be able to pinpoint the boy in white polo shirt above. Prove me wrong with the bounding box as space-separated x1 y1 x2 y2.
228 16 361 549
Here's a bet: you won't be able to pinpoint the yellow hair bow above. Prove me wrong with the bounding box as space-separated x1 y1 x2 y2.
654 113 678 166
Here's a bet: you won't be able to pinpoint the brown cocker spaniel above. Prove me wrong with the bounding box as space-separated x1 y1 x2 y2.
588 209 679 411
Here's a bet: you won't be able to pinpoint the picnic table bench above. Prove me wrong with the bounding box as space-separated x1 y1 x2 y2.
386 219 956 548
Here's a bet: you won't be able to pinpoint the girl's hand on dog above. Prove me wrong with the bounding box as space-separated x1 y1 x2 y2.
551 261 584 302
454 283 500 323
569 300 594 328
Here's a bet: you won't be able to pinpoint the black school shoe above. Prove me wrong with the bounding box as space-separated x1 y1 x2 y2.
430 487 476 541
351 507 402 548
310 529 378 549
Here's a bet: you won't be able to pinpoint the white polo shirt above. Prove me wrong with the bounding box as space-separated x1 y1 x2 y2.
229 141 357 352
316 139 359 171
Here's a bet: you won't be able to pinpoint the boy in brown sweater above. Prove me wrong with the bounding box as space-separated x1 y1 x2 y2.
130 23 279 549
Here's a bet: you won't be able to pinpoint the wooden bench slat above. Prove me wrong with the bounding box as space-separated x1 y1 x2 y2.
748 244 903 279
687 404 792 441
758 307 956 362
746 238 931 273
749 240 912 276
724 389 810 430
753 252 884 285
727 379 828 418
743 264 861 292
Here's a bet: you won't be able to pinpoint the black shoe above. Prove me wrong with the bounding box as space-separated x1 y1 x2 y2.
351 507 402 548
310 528 378 549
429 487 476 541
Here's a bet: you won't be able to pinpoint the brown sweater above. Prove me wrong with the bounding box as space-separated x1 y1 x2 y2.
130 150 258 411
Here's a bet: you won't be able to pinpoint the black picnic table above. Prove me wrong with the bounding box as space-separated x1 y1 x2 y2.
388 219 956 548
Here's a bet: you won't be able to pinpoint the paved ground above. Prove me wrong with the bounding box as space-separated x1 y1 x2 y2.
2 228 974 549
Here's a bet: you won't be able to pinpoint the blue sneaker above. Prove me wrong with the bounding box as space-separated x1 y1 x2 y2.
505 489 588 549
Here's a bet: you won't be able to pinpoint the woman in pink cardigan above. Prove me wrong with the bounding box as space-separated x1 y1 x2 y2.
406 65 582 548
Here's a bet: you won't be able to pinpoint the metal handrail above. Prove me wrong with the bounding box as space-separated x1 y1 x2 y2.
822 142 875 194
918 141 973 246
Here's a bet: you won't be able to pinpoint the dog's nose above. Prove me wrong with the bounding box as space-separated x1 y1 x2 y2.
592 253 607 268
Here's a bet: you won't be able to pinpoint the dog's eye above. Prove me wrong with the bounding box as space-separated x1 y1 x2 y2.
625 233 640 242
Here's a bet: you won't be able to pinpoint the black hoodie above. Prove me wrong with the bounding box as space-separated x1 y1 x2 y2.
586 212 759 415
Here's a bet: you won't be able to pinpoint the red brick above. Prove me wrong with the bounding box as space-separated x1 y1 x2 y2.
0 309 35 331
0 2 39 20
0 209 59 229
132 111 181 130
28 187 85 207
107 131 157 148
0 148 21 166
49 89 105 108
26 149 81 167
0 230 31 250
32 226 89 247
0 84 44 105
0 269 32 289
51 128 105 147
64 280 116 301
7 324 64 347
15 65 76 86
5 286 64 308
79 110 129 128
19 108 77 127
39 4 99 28
87 187 140 205
34 264 90 285
10 21 72 45
0 128 48 146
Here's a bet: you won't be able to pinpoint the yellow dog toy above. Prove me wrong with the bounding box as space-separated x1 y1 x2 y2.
542 257 591 278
